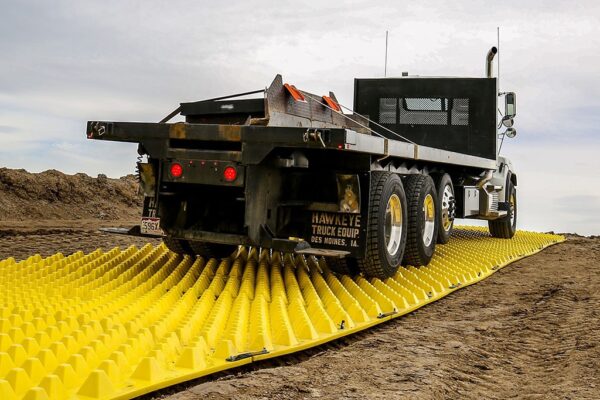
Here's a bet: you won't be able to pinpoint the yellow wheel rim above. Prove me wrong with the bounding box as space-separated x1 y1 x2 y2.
423 193 435 246
385 194 404 256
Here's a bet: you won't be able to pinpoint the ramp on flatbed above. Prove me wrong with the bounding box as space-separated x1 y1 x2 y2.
0 228 563 399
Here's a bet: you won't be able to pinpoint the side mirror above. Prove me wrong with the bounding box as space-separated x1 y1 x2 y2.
502 116 514 127
504 127 517 138
505 92 516 118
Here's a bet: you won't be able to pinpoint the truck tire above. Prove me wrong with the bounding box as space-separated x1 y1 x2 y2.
434 173 455 244
163 236 193 255
188 240 236 259
488 181 517 238
327 257 359 276
355 172 407 279
402 174 438 266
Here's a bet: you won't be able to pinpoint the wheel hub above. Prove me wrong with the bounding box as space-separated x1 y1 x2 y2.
441 184 455 232
384 194 403 256
423 193 435 247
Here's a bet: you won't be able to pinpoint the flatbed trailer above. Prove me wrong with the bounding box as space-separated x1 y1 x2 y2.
88 47 519 278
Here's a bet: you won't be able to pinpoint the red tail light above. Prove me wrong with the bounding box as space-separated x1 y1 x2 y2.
223 166 237 182
170 163 183 178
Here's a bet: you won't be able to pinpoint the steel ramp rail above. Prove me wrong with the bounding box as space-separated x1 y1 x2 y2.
0 228 564 399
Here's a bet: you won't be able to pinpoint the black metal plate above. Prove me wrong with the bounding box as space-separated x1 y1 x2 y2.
353 77 497 160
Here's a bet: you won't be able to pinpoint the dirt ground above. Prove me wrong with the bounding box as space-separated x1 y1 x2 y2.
1 169 598 400
0 226 597 400
0 168 141 222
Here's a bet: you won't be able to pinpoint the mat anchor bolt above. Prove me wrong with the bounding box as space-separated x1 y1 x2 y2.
226 348 269 362
377 309 398 319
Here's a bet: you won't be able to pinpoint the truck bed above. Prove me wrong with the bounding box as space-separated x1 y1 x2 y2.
87 121 496 170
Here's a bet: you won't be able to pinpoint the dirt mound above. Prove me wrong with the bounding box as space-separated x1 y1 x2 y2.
0 168 141 222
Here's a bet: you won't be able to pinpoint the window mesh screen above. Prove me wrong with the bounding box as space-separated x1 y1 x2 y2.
378 98 397 124
405 98 448 111
451 98 469 125
400 98 448 125
378 97 470 126
377 97 470 126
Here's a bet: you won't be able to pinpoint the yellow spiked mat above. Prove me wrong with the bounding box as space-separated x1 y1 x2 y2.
0 228 564 399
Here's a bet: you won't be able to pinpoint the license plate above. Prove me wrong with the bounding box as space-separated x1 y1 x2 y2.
140 217 164 236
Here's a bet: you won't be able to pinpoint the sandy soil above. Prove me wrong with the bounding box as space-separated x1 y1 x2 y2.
0 227 597 400
156 235 597 400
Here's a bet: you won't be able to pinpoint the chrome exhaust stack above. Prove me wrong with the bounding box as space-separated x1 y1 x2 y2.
486 46 498 78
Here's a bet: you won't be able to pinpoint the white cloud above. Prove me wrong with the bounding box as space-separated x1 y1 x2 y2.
502 140 600 235
0 0 599 234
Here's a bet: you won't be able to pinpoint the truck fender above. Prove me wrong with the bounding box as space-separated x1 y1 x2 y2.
490 158 515 203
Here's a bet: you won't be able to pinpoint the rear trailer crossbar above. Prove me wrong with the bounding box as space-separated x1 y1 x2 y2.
0 228 563 399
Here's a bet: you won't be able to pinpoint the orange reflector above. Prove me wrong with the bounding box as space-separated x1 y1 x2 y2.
283 83 306 102
322 95 341 112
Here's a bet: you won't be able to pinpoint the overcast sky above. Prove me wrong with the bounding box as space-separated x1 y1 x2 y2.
1 0 599 235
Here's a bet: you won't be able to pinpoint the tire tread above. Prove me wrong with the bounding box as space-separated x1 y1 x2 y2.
402 174 437 266
356 172 400 278
488 182 516 238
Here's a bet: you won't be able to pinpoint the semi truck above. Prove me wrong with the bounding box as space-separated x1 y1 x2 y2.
87 47 518 279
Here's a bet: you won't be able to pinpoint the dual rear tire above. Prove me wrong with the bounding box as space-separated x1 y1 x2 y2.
355 172 408 278
402 174 439 267
328 172 440 279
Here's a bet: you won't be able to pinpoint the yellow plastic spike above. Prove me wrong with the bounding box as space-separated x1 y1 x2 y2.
5 367 33 396
175 346 206 370
7 344 27 365
214 339 237 359
287 298 319 340
269 296 298 347
223 294 250 350
131 357 163 382
38 374 65 399
0 352 16 376
97 359 119 386
247 295 273 352
22 357 46 385
0 378 17 400
0 333 12 352
77 369 115 399
22 386 49 400
0 228 563 399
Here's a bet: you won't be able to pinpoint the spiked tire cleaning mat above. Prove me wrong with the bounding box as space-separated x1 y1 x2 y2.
0 228 564 399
